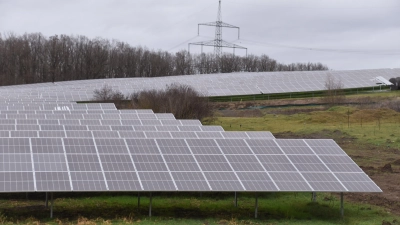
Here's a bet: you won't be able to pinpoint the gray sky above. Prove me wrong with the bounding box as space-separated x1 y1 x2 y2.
1 0 399 70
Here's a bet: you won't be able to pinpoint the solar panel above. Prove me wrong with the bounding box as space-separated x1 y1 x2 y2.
200 126 224 131
221 132 249 139
11 131 38 137
160 120 182 126
40 125 64 131
88 125 111 131
196 132 224 139
119 114 138 119
0 125 14 131
0 131 9 137
246 131 275 139
101 120 122 126
155 113 175 120
119 131 146 138
65 114 83 120
60 120 80 125
156 126 180 132
84 114 102 120
145 132 172 139
0 138 34 192
170 131 198 139
141 120 162 126
38 119 59 125
180 120 202 126
178 126 202 132
121 120 142 126
7 114 27 119
111 125 134 131
66 131 92 138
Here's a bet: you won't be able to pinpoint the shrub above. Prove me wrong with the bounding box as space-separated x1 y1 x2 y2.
323 74 345 106
130 83 212 120
92 84 126 101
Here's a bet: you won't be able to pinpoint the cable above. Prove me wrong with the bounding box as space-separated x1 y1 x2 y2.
239 38 400 56
167 35 200 51
228 0 400 10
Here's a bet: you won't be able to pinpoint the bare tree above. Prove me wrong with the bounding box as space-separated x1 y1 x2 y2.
323 74 345 105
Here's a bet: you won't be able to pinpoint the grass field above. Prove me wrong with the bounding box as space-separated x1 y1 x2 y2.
0 192 397 224
207 105 400 147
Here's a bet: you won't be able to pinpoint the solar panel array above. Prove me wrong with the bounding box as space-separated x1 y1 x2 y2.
0 136 381 192
0 68 398 100
0 68 384 194
0 101 381 193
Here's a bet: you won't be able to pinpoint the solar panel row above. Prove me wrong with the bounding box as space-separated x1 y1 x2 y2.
0 138 381 192
0 68 398 100
0 130 275 139
0 76 383 195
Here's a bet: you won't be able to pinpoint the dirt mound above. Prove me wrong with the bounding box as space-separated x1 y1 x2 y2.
381 163 393 173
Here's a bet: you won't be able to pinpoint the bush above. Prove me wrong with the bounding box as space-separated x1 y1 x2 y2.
389 77 400 90
92 84 126 101
130 83 212 120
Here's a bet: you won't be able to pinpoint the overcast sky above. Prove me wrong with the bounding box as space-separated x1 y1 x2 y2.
1 0 399 70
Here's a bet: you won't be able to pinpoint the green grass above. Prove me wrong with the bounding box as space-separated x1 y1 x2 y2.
206 106 400 146
0 192 397 224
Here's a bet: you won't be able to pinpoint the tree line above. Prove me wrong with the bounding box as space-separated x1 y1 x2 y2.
0 32 329 86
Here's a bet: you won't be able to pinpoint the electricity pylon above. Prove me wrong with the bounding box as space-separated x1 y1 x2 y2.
189 0 247 58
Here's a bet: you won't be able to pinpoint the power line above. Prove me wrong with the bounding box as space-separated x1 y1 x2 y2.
167 35 199 51
239 38 400 56
229 1 400 10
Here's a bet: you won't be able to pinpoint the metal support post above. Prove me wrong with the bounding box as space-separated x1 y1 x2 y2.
255 193 258 219
234 192 238 207
45 192 48 208
312 192 316 202
149 192 152 217
50 192 54 218
340 192 344 218
138 192 140 208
